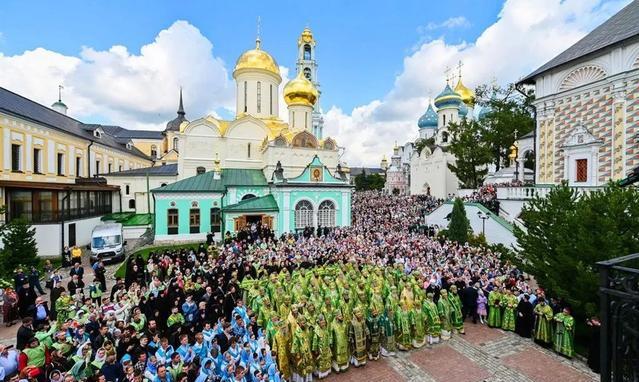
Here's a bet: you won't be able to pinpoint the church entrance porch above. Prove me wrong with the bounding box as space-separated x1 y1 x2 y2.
232 214 274 232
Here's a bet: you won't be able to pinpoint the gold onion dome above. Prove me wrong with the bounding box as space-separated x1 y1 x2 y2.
283 71 318 106
454 78 475 106
299 27 314 44
233 39 280 78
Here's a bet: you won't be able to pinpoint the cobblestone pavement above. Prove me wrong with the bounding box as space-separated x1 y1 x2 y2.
325 324 598 382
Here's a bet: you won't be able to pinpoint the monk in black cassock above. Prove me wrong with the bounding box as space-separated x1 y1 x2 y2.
515 294 534 338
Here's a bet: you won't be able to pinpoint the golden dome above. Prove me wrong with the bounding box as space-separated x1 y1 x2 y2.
454 78 475 106
233 39 280 79
283 71 318 106
298 27 315 45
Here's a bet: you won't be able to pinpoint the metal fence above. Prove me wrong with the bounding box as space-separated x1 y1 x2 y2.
597 253 639 382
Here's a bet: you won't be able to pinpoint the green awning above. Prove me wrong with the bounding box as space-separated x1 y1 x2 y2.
223 194 279 213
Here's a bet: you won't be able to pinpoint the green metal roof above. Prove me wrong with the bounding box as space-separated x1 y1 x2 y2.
223 194 279 213
152 168 267 193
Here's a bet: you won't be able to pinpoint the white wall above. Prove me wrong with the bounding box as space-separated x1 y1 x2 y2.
426 202 518 248
0 215 105 257
104 175 177 214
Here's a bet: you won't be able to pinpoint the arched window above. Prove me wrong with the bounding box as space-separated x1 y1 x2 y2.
294 200 314 229
150 145 157 158
303 44 311 60
443 114 446 125
160 183 167 187
128 199 136 210
243 81 248 112
303 67 312 80
318 200 336 228
242 194 256 201
210 207 221 233
269 84 273 115
196 166 206 175
442 131 449 143
173 137 179 152
256 81 262 113
247 143 251 159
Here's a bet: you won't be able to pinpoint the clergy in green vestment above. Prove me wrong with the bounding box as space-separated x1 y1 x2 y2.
380 306 397 357
366 305 383 360
501 289 517 332
270 315 292 381
437 289 453 340
312 315 333 379
290 315 314 382
448 285 465 335
533 298 554 345
349 307 369 367
553 308 575 358
487 289 502 328
423 293 441 344
331 310 350 372
410 306 426 348
395 305 412 350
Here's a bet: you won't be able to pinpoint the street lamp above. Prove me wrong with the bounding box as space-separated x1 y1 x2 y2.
477 211 489 237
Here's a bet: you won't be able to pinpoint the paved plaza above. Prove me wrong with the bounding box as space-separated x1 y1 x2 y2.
324 324 597 382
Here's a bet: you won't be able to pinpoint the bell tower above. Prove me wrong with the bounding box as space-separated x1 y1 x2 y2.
296 27 324 139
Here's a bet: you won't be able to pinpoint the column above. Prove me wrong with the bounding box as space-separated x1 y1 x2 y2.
3 128 11 171
25 134 32 173
612 82 626 180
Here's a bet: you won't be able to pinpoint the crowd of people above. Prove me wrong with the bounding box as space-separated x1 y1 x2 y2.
2 191 580 382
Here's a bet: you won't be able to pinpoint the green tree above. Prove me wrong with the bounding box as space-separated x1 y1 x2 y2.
447 119 493 188
475 84 535 170
414 137 435 155
447 198 470 244
514 182 639 319
0 215 39 277
355 172 385 191
367 174 385 190
354 171 369 191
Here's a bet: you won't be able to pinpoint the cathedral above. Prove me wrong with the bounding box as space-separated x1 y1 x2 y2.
385 70 475 199
148 28 352 243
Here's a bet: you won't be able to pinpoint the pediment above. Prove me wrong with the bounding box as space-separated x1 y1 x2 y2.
562 122 603 148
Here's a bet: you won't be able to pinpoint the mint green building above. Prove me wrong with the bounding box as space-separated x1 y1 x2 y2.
152 156 352 242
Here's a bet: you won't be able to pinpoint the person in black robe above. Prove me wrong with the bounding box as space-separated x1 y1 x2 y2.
515 294 534 337
586 317 601 373
461 283 479 324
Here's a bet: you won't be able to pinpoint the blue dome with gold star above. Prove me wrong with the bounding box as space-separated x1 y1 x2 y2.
418 104 438 129
434 84 462 109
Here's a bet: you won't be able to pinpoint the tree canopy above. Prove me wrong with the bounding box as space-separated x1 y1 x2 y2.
447 119 493 189
447 198 470 244
354 172 385 191
0 208 39 278
475 83 535 170
514 182 639 318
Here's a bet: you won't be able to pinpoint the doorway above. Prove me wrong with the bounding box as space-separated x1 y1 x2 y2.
68 223 76 247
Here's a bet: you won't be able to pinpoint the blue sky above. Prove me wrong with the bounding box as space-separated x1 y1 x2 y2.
0 0 502 112
0 0 630 165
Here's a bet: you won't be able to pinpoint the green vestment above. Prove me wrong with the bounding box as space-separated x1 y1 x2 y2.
487 291 502 328
533 303 553 344
553 312 575 358
501 294 517 331
331 319 350 368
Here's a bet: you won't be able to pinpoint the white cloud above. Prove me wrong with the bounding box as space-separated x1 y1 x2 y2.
0 20 233 130
326 0 631 166
421 16 471 32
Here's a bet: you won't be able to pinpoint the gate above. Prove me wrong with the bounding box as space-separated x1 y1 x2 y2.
597 253 639 382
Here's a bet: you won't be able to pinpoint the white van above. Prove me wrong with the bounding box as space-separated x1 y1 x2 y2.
89 223 126 264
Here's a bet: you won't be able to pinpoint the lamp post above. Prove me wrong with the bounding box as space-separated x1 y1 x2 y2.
477 211 488 237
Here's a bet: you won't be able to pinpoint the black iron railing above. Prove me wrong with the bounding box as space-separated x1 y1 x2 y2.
597 253 639 382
